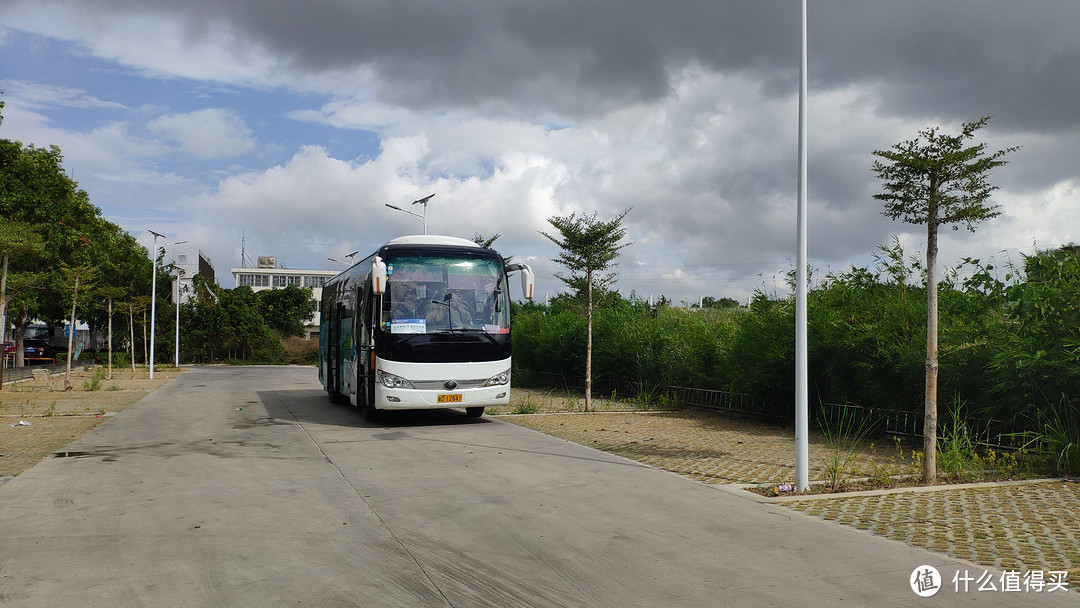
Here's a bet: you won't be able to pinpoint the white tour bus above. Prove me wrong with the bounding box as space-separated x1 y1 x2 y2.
319 235 534 420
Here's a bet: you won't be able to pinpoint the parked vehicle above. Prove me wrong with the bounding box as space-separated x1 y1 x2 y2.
21 339 57 364
319 235 533 420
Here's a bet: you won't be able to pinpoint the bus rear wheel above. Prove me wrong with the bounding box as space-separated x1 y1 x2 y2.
465 407 485 418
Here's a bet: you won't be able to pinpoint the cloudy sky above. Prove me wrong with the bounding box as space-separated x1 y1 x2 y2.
2 1 1078 304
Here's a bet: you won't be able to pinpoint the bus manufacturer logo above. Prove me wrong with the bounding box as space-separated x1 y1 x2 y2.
444 380 458 390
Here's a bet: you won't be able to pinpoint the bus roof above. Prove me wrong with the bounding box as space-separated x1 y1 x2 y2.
385 235 480 248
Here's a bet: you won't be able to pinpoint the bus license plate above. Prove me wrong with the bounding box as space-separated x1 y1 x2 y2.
438 394 463 403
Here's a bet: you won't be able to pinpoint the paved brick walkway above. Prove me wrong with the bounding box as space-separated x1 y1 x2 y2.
782 481 1080 573
502 409 896 484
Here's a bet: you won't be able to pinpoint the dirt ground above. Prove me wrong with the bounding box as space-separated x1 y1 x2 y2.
493 387 911 485
0 365 185 477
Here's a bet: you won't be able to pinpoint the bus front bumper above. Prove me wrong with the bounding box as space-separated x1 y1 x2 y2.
376 385 511 410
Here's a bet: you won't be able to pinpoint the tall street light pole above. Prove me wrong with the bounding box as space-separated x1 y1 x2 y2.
174 268 185 368
794 0 810 492
385 193 435 234
148 231 163 379
147 232 185 379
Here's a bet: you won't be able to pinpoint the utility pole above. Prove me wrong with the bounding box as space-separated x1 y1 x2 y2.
385 194 436 234
794 0 810 492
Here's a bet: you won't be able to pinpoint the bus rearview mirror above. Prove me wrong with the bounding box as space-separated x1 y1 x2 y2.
520 265 534 300
371 257 387 295
504 263 535 301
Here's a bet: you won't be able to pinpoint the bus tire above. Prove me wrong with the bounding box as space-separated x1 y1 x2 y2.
466 407 485 418
361 401 379 421
328 390 343 404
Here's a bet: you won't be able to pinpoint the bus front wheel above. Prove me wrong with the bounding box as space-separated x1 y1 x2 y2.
361 401 379 421
466 407 485 418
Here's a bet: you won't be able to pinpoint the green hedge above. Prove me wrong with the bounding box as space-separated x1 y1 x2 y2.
512 244 1080 434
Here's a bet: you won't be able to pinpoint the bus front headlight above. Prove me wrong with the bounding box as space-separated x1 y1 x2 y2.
378 370 415 389
484 369 510 387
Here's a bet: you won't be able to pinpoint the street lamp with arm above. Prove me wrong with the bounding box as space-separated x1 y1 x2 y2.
385 194 435 234
147 232 185 379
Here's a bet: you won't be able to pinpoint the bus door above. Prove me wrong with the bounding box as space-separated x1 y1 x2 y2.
357 282 377 417
327 302 345 403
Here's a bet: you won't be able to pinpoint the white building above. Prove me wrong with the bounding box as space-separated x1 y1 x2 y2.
231 257 338 339
173 247 216 304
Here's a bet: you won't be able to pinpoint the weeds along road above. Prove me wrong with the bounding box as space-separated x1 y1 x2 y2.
0 366 1071 607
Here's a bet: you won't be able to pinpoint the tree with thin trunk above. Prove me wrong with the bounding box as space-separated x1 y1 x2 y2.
540 209 631 411
99 286 127 380
59 264 98 390
121 296 150 373
871 116 1017 483
123 300 138 373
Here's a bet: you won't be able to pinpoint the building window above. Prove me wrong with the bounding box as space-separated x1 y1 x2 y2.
305 275 326 288
238 273 270 287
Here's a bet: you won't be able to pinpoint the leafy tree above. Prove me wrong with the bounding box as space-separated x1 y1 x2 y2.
257 284 316 337
176 285 283 363
0 219 44 388
539 209 631 410
223 287 283 361
182 277 228 361
86 221 151 326
91 226 152 377
1 133 153 373
472 233 500 248
871 116 1017 483
0 141 97 339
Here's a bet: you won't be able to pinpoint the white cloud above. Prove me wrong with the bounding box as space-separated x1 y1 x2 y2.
0 104 182 185
3 80 127 110
4 1 1079 304
147 108 256 160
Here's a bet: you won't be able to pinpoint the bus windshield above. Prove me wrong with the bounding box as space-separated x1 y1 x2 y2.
381 255 509 335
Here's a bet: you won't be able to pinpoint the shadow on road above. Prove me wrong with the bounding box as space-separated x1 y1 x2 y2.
255 388 493 429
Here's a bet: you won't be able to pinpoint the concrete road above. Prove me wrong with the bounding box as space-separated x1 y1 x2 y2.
0 367 1072 607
